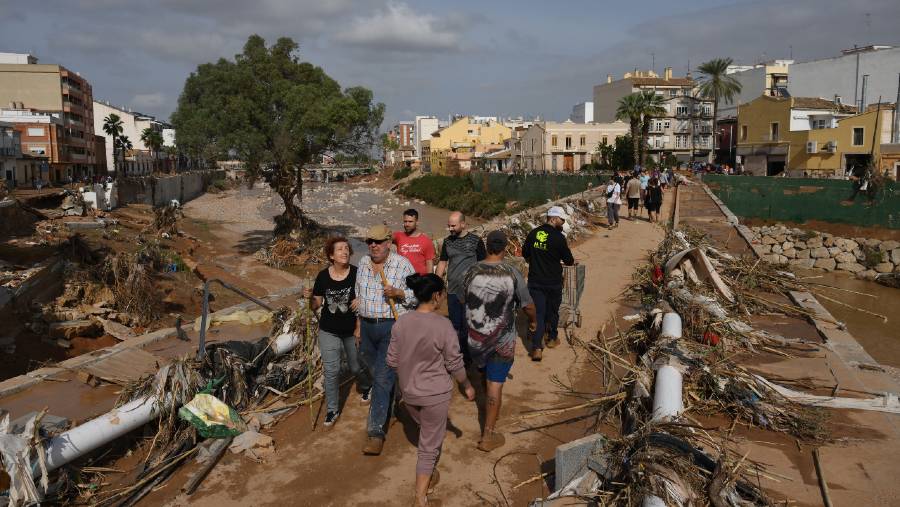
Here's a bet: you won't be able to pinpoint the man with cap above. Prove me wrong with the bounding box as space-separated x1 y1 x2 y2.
463 230 536 451
521 206 575 361
356 224 417 455
436 211 486 366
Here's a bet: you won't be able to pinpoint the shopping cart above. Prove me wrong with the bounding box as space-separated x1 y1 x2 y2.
559 263 586 328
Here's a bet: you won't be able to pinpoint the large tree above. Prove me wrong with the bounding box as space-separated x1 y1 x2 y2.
615 94 643 169
697 58 742 154
171 35 384 234
102 113 123 178
638 90 668 167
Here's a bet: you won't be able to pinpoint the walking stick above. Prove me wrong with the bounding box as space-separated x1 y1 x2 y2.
377 269 400 319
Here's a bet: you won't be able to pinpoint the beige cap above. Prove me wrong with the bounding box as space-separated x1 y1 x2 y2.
366 224 392 241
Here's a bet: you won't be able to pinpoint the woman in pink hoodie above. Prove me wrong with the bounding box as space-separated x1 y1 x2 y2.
387 273 475 507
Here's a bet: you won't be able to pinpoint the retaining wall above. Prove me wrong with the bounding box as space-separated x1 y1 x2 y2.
467 171 608 203
117 170 226 207
704 175 900 229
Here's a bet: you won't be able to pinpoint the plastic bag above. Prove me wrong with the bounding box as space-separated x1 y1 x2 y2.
178 393 246 438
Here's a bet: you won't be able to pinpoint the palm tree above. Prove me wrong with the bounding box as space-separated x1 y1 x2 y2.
697 58 742 156
116 136 133 176
140 128 164 174
616 93 643 170
638 90 668 167
102 114 123 178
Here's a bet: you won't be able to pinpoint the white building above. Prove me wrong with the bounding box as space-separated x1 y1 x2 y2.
0 53 38 65
93 100 166 176
414 115 439 159
162 128 176 148
718 60 792 119
569 101 594 123
789 45 900 113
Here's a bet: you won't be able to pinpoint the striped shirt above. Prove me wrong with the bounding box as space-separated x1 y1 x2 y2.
356 253 416 319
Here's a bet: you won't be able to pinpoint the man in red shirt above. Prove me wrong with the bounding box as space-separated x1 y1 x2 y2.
393 208 435 275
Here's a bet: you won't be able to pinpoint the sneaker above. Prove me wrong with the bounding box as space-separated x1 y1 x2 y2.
545 338 560 349
323 410 340 427
362 436 385 455
360 387 372 405
477 430 506 452
530 348 543 362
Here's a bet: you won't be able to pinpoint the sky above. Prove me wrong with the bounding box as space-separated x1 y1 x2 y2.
1 0 898 129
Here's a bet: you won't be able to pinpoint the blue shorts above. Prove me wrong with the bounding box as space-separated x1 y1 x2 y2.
484 358 513 383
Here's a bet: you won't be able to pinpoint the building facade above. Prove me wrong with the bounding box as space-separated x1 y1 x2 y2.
0 121 21 186
93 101 167 177
569 101 594 123
593 68 715 163
0 53 101 181
414 116 439 159
519 121 629 172
429 117 511 175
717 60 792 119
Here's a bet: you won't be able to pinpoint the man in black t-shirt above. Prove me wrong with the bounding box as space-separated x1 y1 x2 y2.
521 206 575 361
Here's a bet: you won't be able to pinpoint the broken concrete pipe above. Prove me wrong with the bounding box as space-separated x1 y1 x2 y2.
38 322 303 476
651 313 684 423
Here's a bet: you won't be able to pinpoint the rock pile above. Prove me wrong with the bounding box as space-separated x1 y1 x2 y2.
749 225 900 280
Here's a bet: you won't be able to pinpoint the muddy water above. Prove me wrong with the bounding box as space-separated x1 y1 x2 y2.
796 268 900 367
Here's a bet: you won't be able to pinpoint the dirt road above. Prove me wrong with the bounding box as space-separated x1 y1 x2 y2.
145 201 671 506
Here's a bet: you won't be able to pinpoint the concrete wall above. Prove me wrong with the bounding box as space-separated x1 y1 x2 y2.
0 64 64 111
116 169 225 207
468 171 607 203
705 174 900 229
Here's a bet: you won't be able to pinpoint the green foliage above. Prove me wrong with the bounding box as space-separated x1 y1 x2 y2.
638 90 668 167
400 175 509 218
392 166 413 180
141 128 165 173
697 58 742 105
171 35 384 233
611 134 635 171
616 94 643 167
103 114 124 178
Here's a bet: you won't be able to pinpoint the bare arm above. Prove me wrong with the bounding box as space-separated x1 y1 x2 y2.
425 259 434 274
435 260 448 278
523 303 537 330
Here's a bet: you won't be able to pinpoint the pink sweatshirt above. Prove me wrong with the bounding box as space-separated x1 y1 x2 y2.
387 311 467 406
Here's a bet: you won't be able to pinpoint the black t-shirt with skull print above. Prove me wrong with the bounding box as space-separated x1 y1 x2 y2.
312 265 357 336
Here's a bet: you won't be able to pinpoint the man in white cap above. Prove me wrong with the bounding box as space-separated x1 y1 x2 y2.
521 206 575 361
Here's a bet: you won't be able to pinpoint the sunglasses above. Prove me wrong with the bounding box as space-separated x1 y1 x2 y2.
365 238 388 245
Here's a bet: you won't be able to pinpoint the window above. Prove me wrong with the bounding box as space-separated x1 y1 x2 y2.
852 127 864 146
580 136 586 146
551 135 557 147
27 127 44 137
740 125 748 141
552 155 557 171
565 136 572 149
812 119 830 129
29 145 46 155
664 120 671 129
602 136 608 145
702 104 712 115
770 122 779 141
669 89 678 97
531 139 535 152
676 106 689 116
675 135 688 148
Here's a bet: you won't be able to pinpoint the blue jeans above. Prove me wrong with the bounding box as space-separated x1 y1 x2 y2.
528 282 562 350
447 293 470 365
318 329 370 414
359 319 397 438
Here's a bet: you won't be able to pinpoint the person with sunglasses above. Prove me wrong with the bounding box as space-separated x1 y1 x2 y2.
356 224 416 456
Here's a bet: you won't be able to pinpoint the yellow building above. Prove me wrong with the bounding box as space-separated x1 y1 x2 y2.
429 117 511 175
736 96 894 177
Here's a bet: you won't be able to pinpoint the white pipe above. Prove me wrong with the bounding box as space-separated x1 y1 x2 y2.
39 331 304 474
642 495 666 507
660 312 682 339
652 365 683 422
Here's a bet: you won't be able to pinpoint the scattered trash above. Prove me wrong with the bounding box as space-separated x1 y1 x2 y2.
178 393 247 438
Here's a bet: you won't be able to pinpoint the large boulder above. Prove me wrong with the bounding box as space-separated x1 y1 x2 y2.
814 258 837 271
810 247 830 259
823 235 835 247
834 251 856 264
857 269 878 280
783 248 798 258
771 245 783 255
806 237 823 248
841 239 858 252
880 240 900 252
782 241 794 251
761 236 777 245
891 248 900 266
790 258 816 269
827 246 842 256
875 262 894 274
797 249 811 259
837 262 865 273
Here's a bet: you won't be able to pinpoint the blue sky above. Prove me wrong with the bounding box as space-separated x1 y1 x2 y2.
1 0 897 128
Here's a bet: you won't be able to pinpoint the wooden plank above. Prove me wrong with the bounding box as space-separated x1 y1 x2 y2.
83 348 161 385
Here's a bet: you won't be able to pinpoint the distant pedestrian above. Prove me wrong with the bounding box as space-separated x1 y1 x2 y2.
303 236 371 428
645 177 663 223
435 211 486 367
522 207 574 361
625 175 641 220
356 224 417 456
387 273 474 507
605 176 622 229
393 208 435 275
463 230 536 450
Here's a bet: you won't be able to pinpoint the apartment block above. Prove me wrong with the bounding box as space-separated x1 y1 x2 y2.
429 117 511 175
414 116 439 159
93 100 169 176
569 102 594 123
0 121 21 185
0 53 100 182
517 120 629 172
593 68 715 163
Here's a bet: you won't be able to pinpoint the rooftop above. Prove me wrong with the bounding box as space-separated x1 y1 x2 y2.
792 97 857 113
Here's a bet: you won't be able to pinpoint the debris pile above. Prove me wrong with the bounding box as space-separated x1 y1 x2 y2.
151 200 183 237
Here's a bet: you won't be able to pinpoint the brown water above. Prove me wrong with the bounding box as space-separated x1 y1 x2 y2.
796 268 900 367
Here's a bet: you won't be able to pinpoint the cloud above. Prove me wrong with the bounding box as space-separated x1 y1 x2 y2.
334 2 468 53
131 92 166 109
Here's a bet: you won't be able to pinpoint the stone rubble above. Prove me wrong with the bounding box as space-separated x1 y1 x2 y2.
749 225 900 280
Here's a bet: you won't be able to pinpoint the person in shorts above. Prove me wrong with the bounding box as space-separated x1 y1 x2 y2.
462 230 536 452
625 172 642 220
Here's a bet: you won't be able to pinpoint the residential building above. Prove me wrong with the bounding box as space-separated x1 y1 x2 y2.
519 120 630 172
0 53 101 181
569 102 594 123
414 116 439 159
717 60 792 119
420 140 431 172
429 117 511 175
501 117 538 130
593 68 715 163
789 45 900 113
736 95 896 177
0 121 21 186
93 101 167 176
0 108 64 183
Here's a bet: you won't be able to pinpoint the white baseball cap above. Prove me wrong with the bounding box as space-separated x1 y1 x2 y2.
547 206 567 220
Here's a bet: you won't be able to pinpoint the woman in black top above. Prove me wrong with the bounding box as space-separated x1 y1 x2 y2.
645 177 663 223
303 236 371 427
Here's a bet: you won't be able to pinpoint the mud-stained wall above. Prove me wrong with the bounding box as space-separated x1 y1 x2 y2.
705 175 900 229
0 200 41 238
467 171 609 203
117 170 225 207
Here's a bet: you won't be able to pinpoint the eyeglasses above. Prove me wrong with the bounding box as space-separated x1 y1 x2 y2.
365 238 388 245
